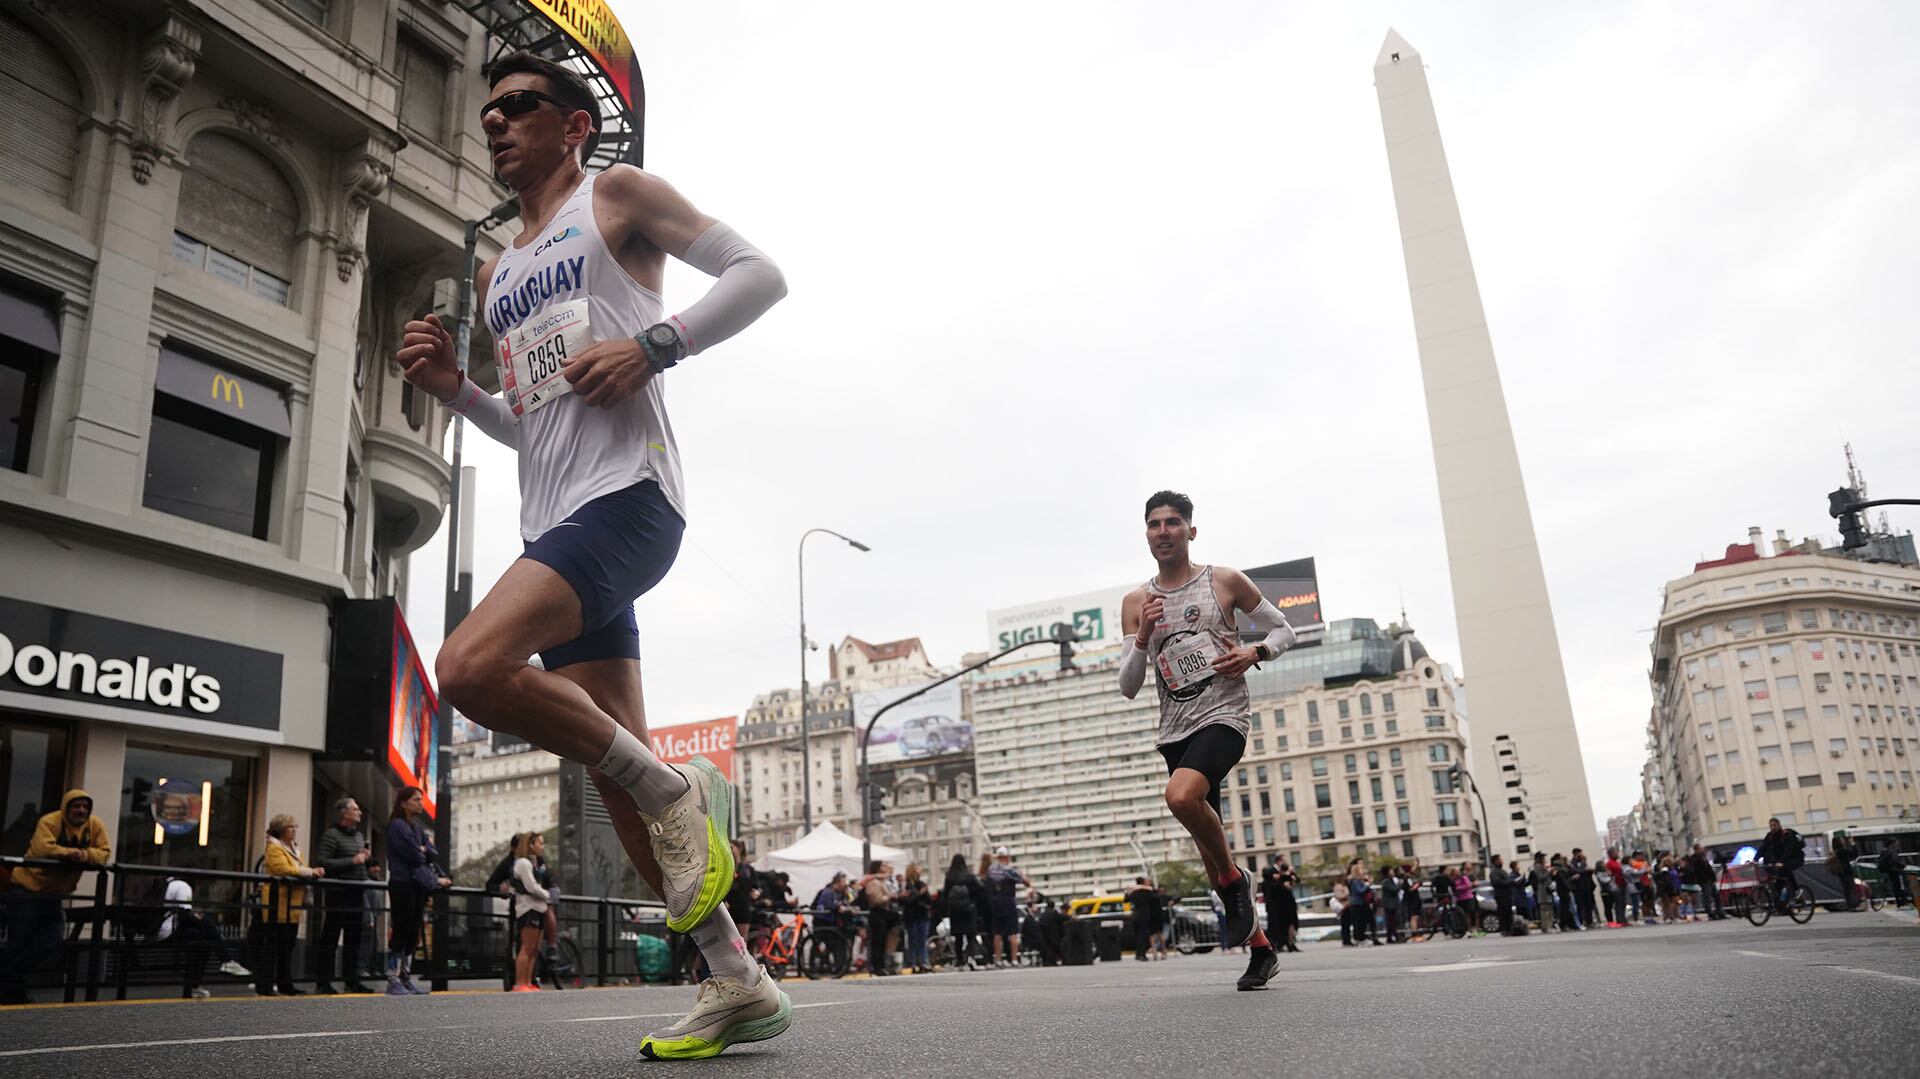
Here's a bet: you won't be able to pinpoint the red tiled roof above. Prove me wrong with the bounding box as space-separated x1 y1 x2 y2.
1693 542 1804 572
842 636 924 662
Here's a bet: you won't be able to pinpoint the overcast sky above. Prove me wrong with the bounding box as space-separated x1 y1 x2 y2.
409 1 1920 830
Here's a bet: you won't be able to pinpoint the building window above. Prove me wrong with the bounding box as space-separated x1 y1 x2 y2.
1442 834 1464 854
1433 770 1457 794
1306 701 1319 723
1337 699 1351 720
1351 811 1365 835
0 12 83 204
1428 744 1450 763
1426 688 1440 708
1307 728 1324 746
1280 762 1292 781
1314 783 1331 809
1360 694 1372 716
396 28 451 144
1311 757 1327 777
1382 692 1395 713
118 742 254 876
1283 789 1296 812
1393 774 1406 799
1286 819 1299 842
279 0 328 24
0 719 69 856
0 283 59 472
175 133 299 307
1347 780 1361 802
1367 751 1380 770
1344 754 1357 774
1318 815 1335 840
1374 809 1388 834
1397 806 1411 831
1438 802 1459 826
1389 748 1402 767
1369 777 1383 802
144 396 277 538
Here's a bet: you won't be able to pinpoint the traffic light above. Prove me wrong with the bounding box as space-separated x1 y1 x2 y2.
1447 764 1463 790
863 784 887 825
1829 487 1866 550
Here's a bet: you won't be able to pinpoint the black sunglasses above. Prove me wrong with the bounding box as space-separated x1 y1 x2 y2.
480 89 568 122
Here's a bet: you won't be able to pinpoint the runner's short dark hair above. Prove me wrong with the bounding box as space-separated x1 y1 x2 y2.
486 50 601 162
1145 490 1193 523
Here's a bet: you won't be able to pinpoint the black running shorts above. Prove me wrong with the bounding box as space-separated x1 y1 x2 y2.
1157 723 1247 818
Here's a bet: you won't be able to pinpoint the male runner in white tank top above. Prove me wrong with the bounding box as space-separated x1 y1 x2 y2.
1117 490 1297 991
396 51 787 1059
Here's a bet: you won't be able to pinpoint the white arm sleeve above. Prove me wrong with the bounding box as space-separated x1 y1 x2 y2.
445 376 518 449
668 222 787 355
1118 638 1148 699
1248 599 1298 657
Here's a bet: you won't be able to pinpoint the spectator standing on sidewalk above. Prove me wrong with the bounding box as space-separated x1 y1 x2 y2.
1685 844 1723 920
0 789 110 1006
1527 853 1553 933
157 875 251 997
1402 861 1424 938
1127 877 1159 960
1570 850 1598 929
312 797 376 994
1332 871 1352 945
509 832 552 992
1876 844 1909 908
1623 852 1650 924
1829 832 1860 911
385 786 449 995
1488 855 1515 935
1602 848 1627 926
1551 854 1578 930
1379 863 1406 943
858 860 897 976
900 864 933 973
259 814 323 996
1261 866 1300 952
986 847 1027 967
941 857 980 970
1451 863 1477 934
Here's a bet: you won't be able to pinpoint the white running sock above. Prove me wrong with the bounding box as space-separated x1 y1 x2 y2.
690 907 759 986
595 722 690 817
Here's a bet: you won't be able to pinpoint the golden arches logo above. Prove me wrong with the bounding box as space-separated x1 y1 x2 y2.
210 374 244 409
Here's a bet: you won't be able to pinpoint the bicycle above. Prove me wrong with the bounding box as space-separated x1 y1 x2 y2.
1408 902 1469 941
744 910 807 981
1745 864 1815 926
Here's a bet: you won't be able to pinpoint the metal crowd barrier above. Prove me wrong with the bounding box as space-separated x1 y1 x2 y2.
1 855 668 1003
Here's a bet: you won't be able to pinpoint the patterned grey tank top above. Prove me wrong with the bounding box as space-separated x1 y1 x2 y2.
1148 566 1251 745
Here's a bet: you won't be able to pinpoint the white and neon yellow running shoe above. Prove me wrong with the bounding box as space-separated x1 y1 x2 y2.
638 973 792 1060
646 756 734 933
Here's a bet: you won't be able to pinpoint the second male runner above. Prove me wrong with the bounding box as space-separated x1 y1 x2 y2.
1118 490 1297 990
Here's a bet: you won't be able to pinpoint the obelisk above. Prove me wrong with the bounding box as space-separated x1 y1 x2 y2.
1374 30 1596 858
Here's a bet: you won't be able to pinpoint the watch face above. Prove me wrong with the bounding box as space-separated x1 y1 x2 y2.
648 325 678 347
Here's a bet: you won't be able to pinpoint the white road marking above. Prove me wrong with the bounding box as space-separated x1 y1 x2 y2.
1829 966 1920 986
0 1030 380 1058
1406 958 1536 974
1734 949 1782 959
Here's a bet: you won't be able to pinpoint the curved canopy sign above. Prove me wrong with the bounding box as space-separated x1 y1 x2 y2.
457 0 645 170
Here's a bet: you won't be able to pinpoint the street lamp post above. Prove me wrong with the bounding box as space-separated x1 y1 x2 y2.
861 628 1077 869
798 528 869 834
1453 763 1492 867
429 198 516 990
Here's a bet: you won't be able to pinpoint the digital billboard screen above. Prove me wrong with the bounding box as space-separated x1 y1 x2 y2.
387 608 439 819
854 680 966 766
1242 557 1323 640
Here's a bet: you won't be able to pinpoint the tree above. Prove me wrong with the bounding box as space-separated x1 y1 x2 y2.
1153 859 1209 899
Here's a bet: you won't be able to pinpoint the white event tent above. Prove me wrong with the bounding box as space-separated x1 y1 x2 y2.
762 820 906 904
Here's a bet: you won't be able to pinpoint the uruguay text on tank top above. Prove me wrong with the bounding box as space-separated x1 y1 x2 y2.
1146 566 1252 744
485 173 686 540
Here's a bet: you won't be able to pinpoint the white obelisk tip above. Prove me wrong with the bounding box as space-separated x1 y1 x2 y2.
1375 29 1417 69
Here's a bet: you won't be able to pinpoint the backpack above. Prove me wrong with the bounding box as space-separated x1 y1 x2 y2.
486 851 518 896
122 875 179 938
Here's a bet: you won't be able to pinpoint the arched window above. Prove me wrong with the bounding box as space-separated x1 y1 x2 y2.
0 12 82 204
173 132 298 305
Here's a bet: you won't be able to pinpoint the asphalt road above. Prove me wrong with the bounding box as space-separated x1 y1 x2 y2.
3 911 1916 1077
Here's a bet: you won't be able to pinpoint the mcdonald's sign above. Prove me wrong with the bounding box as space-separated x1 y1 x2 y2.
210 373 245 410
155 344 290 436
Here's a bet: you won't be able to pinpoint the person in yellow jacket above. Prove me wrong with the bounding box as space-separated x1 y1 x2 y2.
1 789 111 1005
257 814 324 996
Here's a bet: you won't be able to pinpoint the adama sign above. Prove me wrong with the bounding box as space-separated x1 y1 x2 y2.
651 716 736 780
0 596 282 736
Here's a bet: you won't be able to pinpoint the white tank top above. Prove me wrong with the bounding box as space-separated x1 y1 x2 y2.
484 173 685 540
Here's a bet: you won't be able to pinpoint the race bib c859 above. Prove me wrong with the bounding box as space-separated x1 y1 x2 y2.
498 299 590 417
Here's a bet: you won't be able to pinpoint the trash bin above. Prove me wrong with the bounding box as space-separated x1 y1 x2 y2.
1063 919 1094 965
1095 922 1123 963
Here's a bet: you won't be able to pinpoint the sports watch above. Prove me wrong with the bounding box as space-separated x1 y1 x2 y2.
636 322 685 372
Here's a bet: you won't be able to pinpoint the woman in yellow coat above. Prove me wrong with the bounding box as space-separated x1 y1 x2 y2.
259 813 324 995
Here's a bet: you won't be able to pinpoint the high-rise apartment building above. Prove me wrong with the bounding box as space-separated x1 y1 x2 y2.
1643 530 1920 849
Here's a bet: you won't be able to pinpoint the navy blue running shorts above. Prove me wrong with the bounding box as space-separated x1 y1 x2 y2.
520 480 683 669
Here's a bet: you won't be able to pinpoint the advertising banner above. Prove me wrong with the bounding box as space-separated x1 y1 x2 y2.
986 585 1130 653
651 716 737 779
387 609 439 819
1243 557 1323 634
525 0 643 113
855 679 966 766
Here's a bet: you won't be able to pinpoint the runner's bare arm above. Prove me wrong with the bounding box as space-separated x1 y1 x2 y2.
597 165 787 355
1118 587 1153 698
